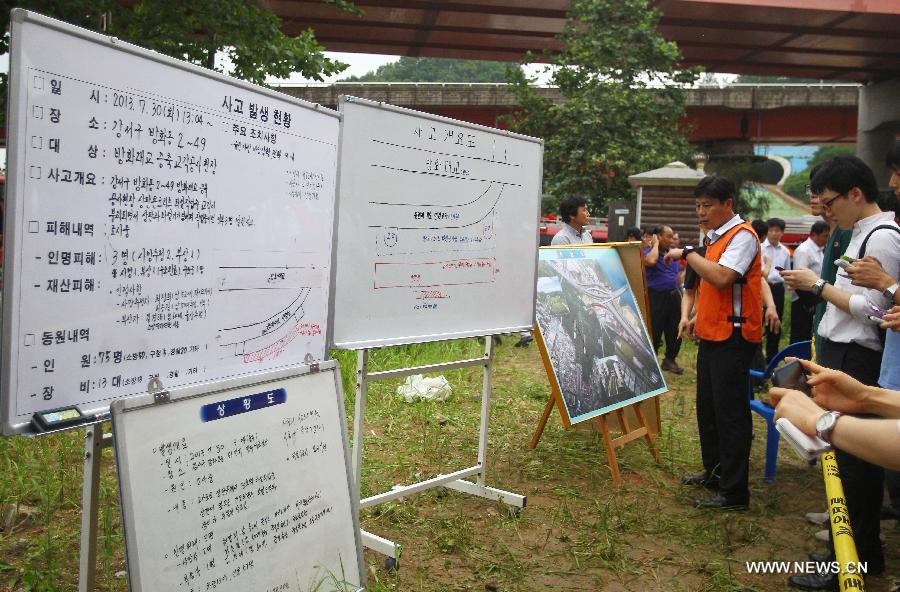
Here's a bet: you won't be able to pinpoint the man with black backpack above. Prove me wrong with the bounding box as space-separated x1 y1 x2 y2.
781 154 900 591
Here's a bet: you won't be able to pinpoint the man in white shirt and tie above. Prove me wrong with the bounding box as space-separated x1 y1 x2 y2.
760 218 791 362
789 220 828 343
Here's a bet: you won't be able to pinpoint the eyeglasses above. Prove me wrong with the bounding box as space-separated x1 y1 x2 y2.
821 192 845 211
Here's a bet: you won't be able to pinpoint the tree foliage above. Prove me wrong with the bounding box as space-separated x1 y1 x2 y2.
781 145 856 200
505 0 700 212
0 0 356 123
735 74 831 84
341 56 517 83
807 144 855 170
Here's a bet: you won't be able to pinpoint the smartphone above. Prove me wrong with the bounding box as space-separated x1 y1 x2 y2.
775 418 832 461
834 255 857 271
868 304 887 323
867 304 886 318
771 360 811 396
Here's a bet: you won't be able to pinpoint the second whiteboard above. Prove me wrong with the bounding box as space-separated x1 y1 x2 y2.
330 97 543 349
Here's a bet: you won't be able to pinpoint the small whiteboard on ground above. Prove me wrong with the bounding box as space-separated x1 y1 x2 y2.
2 10 339 434
329 97 543 349
111 361 365 592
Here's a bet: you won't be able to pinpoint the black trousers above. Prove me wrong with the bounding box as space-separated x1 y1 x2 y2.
789 297 815 344
648 288 682 360
696 330 756 502
819 339 885 573
765 282 785 362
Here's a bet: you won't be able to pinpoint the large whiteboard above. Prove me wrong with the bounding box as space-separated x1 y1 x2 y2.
2 11 339 434
329 97 543 349
112 362 365 592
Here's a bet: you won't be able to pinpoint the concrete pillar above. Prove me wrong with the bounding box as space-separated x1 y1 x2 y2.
857 80 900 190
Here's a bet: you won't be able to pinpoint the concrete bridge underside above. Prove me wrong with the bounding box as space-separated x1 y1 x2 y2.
270 0 900 187
280 83 859 144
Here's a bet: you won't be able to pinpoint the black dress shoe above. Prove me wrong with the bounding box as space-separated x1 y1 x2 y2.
787 572 838 591
693 494 748 510
681 473 719 490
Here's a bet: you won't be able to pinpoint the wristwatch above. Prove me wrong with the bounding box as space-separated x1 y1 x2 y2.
811 278 828 297
884 282 899 302
815 411 843 444
681 245 696 260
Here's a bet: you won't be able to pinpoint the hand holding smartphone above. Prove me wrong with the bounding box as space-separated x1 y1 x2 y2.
834 255 857 271
771 360 811 396
868 304 887 323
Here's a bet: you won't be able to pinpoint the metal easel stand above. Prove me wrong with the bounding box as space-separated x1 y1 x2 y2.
79 421 114 592
351 337 526 569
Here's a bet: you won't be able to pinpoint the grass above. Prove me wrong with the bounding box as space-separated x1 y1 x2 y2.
1 333 898 591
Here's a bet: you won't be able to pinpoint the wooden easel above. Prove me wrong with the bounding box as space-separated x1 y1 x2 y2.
530 325 661 486
529 242 666 485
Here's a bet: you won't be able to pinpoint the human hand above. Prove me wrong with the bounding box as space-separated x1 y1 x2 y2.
651 234 659 246
665 248 683 262
791 357 869 414
764 307 781 333
882 305 900 333
846 256 893 291
780 268 819 292
771 387 825 436
677 317 695 340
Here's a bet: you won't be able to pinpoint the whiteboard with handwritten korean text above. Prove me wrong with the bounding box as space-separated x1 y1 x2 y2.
2 10 339 434
329 97 543 349
112 362 365 592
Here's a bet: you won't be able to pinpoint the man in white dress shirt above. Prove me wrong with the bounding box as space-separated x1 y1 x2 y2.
789 220 828 343
760 218 791 362
781 154 900 590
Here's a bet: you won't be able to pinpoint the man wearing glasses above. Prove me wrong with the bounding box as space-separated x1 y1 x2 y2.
781 155 900 590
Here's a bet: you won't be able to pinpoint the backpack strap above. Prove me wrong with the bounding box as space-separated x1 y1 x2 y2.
859 224 900 258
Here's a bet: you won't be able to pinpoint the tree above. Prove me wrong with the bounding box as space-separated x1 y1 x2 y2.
780 145 855 201
807 144 855 170
735 75 831 84
0 0 357 123
341 56 516 83
505 0 699 213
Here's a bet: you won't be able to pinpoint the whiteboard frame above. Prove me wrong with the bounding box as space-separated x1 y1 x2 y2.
326 95 543 350
1 9 340 435
111 360 366 592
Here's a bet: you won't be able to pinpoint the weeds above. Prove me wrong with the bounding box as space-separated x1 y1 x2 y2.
1 337 896 591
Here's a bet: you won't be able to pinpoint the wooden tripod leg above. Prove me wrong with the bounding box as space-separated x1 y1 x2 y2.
635 403 662 464
596 414 621 487
530 395 556 449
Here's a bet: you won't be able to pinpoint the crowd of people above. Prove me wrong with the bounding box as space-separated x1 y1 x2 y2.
546 145 900 591
672 148 900 591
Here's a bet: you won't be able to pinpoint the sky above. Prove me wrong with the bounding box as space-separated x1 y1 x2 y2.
267 51 399 85
266 51 553 85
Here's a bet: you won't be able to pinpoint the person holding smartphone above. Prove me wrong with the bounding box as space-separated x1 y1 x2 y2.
761 218 791 362
780 155 900 589
770 358 900 471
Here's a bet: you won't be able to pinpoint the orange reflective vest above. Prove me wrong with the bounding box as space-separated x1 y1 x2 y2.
694 221 763 343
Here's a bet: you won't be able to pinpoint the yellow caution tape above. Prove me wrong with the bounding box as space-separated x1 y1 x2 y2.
821 450 866 591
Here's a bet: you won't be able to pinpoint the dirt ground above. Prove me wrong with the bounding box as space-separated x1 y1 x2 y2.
354 340 900 592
